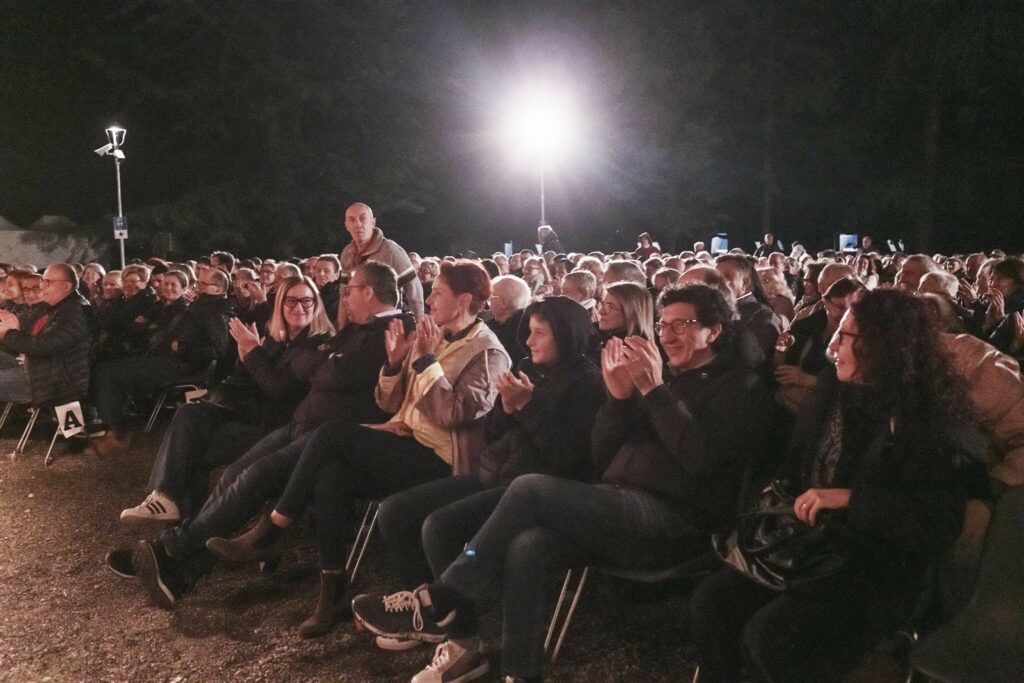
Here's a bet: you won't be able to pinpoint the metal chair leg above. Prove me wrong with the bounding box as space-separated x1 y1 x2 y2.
545 569 576 654
346 501 378 572
10 407 40 460
691 664 701 683
348 502 380 583
0 401 14 434
44 425 61 467
144 389 169 434
551 566 589 662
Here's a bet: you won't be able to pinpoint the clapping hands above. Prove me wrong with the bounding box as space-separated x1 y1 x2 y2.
496 370 535 414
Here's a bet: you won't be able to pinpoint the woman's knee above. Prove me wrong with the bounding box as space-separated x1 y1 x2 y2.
505 473 559 503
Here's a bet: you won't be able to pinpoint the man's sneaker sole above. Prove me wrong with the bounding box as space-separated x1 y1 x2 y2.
132 541 176 610
375 635 426 651
105 548 135 579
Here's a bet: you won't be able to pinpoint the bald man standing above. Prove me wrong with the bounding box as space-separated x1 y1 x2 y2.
338 203 423 319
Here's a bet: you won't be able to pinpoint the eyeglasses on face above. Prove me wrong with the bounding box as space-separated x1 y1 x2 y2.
283 296 316 309
598 300 621 312
836 330 860 345
655 319 702 335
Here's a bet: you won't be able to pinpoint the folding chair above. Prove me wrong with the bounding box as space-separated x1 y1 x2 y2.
544 554 716 664
144 360 217 433
345 500 380 583
8 404 77 467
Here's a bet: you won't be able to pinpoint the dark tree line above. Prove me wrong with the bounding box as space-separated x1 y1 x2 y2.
1 0 1022 260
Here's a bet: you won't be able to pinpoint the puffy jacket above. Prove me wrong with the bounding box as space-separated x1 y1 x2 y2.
0 292 94 405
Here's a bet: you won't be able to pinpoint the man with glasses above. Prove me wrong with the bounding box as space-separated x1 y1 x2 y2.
339 202 424 320
0 263 94 408
485 275 531 361
92 268 234 455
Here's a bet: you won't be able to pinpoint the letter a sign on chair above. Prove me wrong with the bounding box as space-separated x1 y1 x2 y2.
55 401 85 438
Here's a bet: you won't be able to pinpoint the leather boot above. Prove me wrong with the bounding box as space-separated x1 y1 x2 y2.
205 511 282 563
298 570 351 638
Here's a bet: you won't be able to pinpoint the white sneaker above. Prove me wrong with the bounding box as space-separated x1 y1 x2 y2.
411 640 489 683
375 635 425 651
120 491 180 524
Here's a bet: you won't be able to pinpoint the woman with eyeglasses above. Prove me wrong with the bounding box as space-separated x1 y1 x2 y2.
119 275 334 525
349 283 775 683
588 280 654 363
690 288 977 683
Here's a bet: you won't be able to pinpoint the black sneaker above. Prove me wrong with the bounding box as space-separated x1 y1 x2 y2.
132 539 185 609
105 547 135 579
352 585 455 644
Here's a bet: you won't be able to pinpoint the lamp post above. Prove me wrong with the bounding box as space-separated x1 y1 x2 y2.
504 85 575 230
94 125 127 268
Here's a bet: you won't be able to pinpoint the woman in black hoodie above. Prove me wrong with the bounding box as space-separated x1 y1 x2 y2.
374 296 605 592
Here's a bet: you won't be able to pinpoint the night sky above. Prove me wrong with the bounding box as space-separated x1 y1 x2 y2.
2 1 1023 261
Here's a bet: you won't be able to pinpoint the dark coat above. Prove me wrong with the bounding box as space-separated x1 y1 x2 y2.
736 293 783 358
147 293 233 372
291 313 408 432
486 309 528 365
779 369 974 628
1 292 94 405
593 355 774 532
95 288 159 359
228 328 333 429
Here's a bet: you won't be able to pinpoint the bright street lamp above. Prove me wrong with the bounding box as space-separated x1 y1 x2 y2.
94 124 128 268
503 84 578 227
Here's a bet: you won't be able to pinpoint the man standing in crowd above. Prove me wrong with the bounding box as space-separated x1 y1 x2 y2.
339 202 423 319
754 232 783 257
0 263 93 406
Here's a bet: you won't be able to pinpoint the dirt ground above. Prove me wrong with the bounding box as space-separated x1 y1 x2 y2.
0 411 705 683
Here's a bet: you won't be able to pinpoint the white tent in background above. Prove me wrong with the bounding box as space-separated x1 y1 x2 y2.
0 214 102 267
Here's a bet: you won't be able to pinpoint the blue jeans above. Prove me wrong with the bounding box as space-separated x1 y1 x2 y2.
160 423 309 558
439 474 704 679
146 401 268 520
0 365 31 403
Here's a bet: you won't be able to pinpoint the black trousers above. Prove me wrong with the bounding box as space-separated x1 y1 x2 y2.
689 567 874 683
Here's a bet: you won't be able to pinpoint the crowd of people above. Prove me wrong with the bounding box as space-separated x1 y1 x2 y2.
1 206 1021 682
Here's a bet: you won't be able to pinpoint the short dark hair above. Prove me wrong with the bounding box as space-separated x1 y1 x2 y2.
658 282 736 328
439 260 491 315
211 251 236 272
317 254 341 272
356 260 398 306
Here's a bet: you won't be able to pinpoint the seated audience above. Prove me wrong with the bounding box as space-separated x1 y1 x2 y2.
91 267 234 454
117 275 334 525
349 283 774 682
715 254 783 357
198 260 510 639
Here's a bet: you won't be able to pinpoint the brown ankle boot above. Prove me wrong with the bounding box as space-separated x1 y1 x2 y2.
298 570 352 638
205 511 282 563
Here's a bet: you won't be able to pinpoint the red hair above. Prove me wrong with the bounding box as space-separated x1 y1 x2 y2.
439 260 491 315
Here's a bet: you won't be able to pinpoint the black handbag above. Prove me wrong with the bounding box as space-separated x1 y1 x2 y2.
713 479 852 592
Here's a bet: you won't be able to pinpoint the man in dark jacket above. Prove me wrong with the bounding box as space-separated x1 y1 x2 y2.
0 263 94 405
715 254 782 358
485 275 531 363
92 267 234 454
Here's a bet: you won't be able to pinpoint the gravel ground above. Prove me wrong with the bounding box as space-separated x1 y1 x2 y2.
0 411 709 683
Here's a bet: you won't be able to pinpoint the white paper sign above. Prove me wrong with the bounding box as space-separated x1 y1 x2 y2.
54 401 85 438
